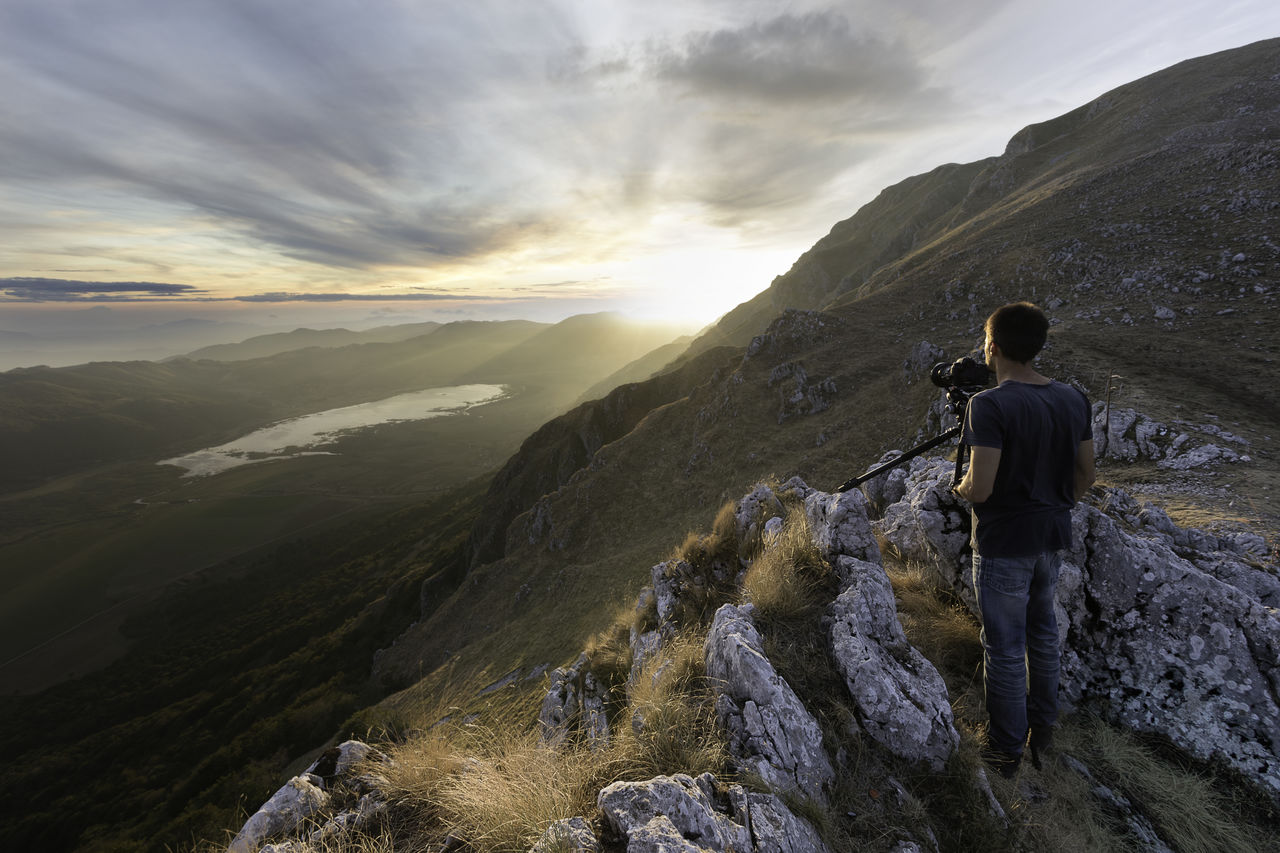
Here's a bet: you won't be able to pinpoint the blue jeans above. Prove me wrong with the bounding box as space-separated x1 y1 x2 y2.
972 551 1062 756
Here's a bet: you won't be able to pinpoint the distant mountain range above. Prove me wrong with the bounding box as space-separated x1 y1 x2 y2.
178 322 444 361
0 313 687 492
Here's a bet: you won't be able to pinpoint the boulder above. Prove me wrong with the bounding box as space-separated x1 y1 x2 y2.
597 774 750 852
804 486 882 566
703 604 835 802
539 653 610 746
228 775 329 853
738 790 833 853
736 485 785 553
827 557 959 770
1060 505 1280 798
878 457 972 606
596 773 831 853
877 457 1280 798
530 816 599 852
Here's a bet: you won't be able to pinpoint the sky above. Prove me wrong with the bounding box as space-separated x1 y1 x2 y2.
1 0 1277 341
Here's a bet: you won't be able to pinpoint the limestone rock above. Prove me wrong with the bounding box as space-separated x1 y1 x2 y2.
228 775 329 853
530 816 599 852
539 653 610 746
1060 505 1280 798
704 604 835 802
859 449 910 511
735 484 784 553
596 773 831 853
597 774 751 852
827 557 959 770
878 457 971 605
877 457 1280 798
804 485 882 566
902 341 946 381
739 790 833 853
768 361 838 422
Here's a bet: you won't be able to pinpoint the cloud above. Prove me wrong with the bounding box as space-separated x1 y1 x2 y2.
0 278 503 304
0 0 583 270
230 292 489 303
652 11 927 104
0 277 207 301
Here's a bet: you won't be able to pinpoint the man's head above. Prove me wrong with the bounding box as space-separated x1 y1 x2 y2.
984 301 1049 365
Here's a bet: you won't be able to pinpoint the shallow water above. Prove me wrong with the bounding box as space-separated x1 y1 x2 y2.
159 384 507 477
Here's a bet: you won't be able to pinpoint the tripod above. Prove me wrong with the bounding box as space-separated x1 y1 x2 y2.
835 386 977 493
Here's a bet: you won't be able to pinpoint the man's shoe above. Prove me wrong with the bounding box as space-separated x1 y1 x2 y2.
1029 726 1054 771
981 747 1021 779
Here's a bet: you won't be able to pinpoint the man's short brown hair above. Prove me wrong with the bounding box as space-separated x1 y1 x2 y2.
985 302 1049 364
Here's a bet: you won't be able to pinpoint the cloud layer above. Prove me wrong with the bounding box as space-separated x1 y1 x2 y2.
1 0 1275 311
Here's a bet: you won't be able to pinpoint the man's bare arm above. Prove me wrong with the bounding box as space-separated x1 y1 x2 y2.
1074 439 1096 501
955 445 1001 504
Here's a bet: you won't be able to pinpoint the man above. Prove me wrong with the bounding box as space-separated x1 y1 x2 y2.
953 301 1095 778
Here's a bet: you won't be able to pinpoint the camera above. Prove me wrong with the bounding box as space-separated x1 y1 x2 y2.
931 356 992 389
835 352 992 492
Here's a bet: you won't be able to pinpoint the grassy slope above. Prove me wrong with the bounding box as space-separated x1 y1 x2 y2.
0 480 489 852
367 34 1280 813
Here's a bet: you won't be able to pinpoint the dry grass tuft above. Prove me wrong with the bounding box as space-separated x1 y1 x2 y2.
740 507 834 622
616 630 727 780
885 558 982 696
370 630 727 853
1057 718 1273 853
582 612 634 696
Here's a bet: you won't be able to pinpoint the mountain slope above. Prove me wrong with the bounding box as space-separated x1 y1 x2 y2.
375 36 1280 728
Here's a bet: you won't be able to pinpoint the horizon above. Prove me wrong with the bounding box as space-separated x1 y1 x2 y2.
2 1 1278 362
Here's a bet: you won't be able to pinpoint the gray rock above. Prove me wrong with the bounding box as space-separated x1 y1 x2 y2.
597 774 751 852
858 450 910 511
737 790 833 853
1060 754 1175 852
804 486 882 566
877 457 972 607
704 604 835 802
597 773 831 853
736 484 785 553
538 653 609 746
903 341 946 381
1159 441 1240 470
530 816 599 852
827 557 959 770
1061 505 1280 798
878 458 1280 799
228 775 329 853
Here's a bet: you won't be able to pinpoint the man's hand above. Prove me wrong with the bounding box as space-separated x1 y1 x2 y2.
955 445 1001 504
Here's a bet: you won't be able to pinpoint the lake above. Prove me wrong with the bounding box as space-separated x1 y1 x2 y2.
159 384 508 477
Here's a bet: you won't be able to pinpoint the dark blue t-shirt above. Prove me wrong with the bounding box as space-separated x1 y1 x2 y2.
962 379 1092 557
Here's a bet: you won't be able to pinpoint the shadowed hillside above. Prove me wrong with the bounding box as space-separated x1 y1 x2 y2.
179 322 443 362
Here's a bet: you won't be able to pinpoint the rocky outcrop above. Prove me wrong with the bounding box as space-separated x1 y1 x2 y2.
767 361 838 423
597 773 832 853
530 816 599 852
804 486 883 567
227 740 390 853
1093 404 1252 469
876 455 1280 798
827 556 960 771
228 775 329 853
704 603 836 803
539 652 611 747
